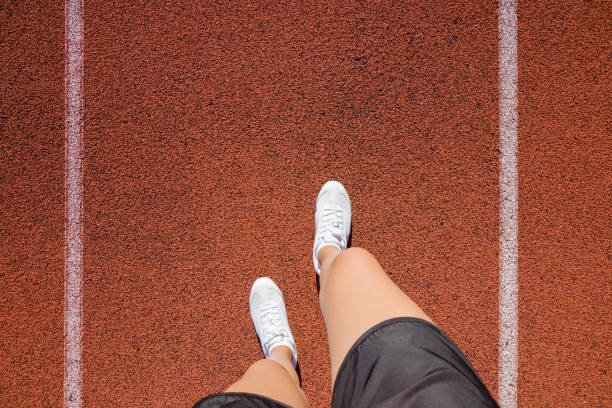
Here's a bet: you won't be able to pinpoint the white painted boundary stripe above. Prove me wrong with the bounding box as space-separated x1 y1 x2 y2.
498 0 519 407
64 0 84 407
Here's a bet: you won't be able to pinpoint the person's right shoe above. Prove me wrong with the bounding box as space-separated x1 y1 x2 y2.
312 180 352 275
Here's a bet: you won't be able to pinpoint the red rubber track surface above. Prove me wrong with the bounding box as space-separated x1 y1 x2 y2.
1 1 609 407
1 1 65 407
517 1 610 406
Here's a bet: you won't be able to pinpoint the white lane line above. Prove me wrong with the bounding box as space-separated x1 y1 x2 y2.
498 0 519 407
64 0 84 407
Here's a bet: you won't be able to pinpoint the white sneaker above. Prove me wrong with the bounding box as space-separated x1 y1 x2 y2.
249 277 298 367
312 180 352 275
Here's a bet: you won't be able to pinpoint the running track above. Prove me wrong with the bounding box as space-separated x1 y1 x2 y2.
1 1 609 407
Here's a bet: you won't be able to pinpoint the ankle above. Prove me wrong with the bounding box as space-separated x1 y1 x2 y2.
267 345 300 385
317 244 341 266
268 345 293 363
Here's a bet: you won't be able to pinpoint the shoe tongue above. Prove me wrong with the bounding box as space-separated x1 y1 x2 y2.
323 229 343 242
325 204 343 212
259 301 277 311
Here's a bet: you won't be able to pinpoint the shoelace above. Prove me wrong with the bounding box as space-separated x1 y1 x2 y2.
259 305 289 350
319 208 345 246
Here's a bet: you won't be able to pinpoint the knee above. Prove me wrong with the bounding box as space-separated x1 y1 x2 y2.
227 359 305 405
333 246 375 268
322 247 379 286
244 359 288 379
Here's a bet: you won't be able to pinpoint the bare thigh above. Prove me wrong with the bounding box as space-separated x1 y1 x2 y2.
318 247 434 384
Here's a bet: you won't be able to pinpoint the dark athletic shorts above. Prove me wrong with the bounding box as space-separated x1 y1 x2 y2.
192 317 499 407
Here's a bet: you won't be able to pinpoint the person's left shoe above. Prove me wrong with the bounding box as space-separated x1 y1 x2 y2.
249 277 298 368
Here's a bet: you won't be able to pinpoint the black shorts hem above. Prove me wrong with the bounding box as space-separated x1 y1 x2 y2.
192 391 291 408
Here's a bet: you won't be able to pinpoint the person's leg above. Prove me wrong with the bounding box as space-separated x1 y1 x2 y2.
219 277 308 407
224 345 308 407
317 244 434 385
